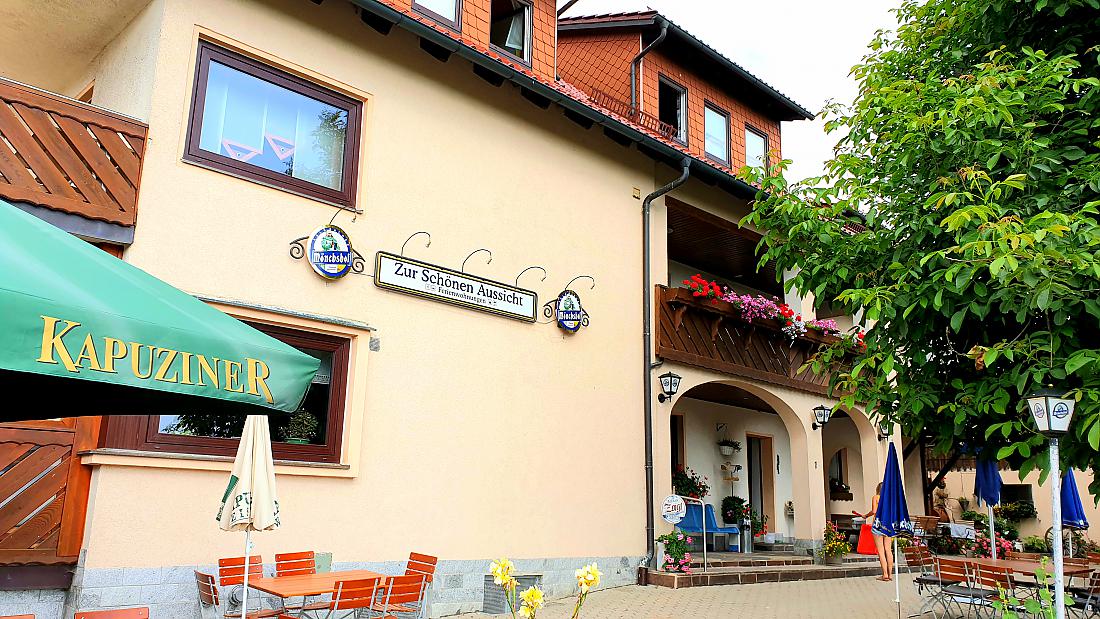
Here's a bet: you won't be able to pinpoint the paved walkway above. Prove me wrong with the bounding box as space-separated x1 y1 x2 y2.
463 573 922 618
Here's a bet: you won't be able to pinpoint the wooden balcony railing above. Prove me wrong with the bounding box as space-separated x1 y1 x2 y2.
0 78 148 227
589 88 678 141
655 285 842 396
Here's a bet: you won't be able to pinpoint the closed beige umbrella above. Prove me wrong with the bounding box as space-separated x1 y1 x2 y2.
217 415 280 615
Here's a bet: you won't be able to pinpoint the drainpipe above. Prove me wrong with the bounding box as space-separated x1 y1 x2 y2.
643 157 692 568
630 18 669 114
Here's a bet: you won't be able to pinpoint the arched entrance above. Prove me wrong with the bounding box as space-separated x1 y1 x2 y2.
669 379 820 543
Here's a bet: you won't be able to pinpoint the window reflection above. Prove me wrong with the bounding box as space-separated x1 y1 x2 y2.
198 61 348 191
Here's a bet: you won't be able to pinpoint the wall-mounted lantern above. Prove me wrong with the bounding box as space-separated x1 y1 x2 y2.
878 421 892 441
812 404 832 430
657 371 682 403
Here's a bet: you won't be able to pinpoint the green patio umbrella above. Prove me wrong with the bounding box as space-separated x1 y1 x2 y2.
0 199 319 419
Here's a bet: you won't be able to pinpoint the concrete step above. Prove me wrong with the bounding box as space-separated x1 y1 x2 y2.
752 542 795 552
690 555 814 569
645 563 892 589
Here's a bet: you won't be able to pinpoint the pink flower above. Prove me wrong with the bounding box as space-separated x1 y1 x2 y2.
686 537 694 544
676 534 684 541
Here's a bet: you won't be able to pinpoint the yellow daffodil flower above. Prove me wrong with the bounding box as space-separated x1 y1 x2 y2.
519 585 545 617
574 562 602 593
490 558 517 589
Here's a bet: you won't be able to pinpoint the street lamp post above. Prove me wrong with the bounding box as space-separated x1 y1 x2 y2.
1026 388 1076 619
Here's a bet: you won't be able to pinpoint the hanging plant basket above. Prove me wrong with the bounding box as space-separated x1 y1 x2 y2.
719 445 735 457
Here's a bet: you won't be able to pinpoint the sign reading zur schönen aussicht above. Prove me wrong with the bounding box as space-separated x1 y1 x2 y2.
374 252 537 322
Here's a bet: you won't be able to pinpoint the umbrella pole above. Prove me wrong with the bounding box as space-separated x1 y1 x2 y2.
988 504 996 560
894 537 901 619
241 529 252 617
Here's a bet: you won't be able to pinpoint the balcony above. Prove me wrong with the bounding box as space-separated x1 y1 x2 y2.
0 77 148 234
589 88 678 141
655 285 843 395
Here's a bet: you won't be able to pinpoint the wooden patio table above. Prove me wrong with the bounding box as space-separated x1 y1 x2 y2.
248 569 386 599
942 556 1092 577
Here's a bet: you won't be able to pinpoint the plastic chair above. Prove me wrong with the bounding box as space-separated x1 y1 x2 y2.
75 610 149 619
197 571 280 619
217 556 280 619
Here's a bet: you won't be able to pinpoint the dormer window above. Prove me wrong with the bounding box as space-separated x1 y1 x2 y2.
658 76 687 143
490 0 532 63
413 0 460 28
746 125 768 169
704 103 730 164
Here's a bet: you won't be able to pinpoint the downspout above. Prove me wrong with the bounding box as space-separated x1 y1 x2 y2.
643 157 692 568
630 19 669 114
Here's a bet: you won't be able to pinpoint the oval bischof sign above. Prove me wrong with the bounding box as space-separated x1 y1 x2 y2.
307 225 353 280
661 495 686 525
556 290 585 332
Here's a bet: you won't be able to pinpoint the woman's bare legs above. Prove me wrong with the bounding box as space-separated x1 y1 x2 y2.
874 535 890 580
884 537 895 579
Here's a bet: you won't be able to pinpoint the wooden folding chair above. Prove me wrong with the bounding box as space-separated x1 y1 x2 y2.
402 553 438 619
373 574 428 619
198 570 280 619
1089 552 1100 565
1070 571 1100 618
938 558 988 619
1005 551 1042 561
274 551 329 613
75 610 150 619
1067 558 1092 589
218 556 280 619
282 577 382 619
974 564 1016 618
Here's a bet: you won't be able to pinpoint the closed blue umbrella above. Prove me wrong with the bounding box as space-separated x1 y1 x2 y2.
1062 471 1089 557
874 443 913 619
974 457 1003 559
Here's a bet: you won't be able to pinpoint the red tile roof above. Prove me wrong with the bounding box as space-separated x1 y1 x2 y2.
348 0 767 195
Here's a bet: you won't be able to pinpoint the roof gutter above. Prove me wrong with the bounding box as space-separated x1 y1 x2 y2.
346 0 759 200
630 17 667 114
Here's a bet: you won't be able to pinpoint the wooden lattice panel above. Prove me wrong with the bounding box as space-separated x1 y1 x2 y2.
0 426 77 566
0 78 147 226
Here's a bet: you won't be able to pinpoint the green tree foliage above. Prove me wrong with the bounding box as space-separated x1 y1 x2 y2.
739 0 1100 496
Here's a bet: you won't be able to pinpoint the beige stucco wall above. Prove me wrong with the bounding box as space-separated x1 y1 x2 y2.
0 0 895 574
941 468 1099 541
75 0 660 569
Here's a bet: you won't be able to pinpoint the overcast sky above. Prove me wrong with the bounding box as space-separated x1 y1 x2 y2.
558 0 898 181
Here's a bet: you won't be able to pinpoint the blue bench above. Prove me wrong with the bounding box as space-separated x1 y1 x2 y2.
675 503 740 552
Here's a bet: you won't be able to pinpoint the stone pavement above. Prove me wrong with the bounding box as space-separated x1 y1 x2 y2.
462 573 923 618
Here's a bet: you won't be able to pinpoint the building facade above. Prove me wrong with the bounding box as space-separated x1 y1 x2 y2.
0 2 902 618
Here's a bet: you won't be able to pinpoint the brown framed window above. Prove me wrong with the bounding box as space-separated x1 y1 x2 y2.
745 124 768 169
413 0 461 29
184 40 362 208
658 76 688 144
703 102 730 164
489 0 532 64
102 323 350 464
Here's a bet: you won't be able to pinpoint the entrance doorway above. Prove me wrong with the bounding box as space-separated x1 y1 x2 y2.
670 414 685 474
746 434 775 532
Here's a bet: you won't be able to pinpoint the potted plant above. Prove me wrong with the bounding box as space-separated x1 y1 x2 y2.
281 408 319 445
671 466 710 499
722 496 749 526
654 529 694 573
819 522 851 566
717 439 741 457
